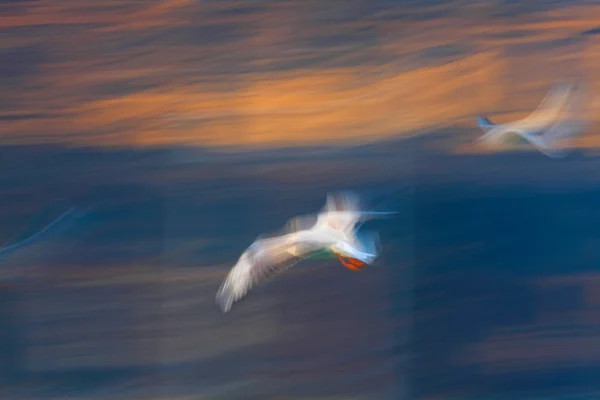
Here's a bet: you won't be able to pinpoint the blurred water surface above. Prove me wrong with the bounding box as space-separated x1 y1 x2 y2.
4 137 600 399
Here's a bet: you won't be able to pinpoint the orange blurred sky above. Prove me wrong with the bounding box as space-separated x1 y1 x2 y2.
2 0 600 149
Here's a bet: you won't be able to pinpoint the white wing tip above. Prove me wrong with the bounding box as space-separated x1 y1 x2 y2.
216 285 234 313
216 275 239 313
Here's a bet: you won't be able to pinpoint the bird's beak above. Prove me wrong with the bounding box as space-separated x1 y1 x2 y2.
335 253 366 272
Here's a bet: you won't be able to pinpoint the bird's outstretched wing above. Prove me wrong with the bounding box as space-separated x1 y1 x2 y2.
525 83 588 158
541 84 588 139
316 191 395 234
317 191 363 233
516 83 574 131
216 234 322 313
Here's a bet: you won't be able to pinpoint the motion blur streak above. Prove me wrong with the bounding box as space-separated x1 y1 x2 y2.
215 191 391 313
2 0 600 399
474 82 593 158
0 207 79 259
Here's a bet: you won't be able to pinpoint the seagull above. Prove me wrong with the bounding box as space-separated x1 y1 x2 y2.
475 82 588 158
215 191 395 313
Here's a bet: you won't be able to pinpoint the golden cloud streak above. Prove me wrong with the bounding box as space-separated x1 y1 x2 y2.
2 1 600 150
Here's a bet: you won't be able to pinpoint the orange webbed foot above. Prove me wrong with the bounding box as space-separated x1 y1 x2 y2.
336 254 366 271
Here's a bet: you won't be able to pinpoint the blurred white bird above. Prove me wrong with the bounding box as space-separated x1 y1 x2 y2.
475 82 588 158
215 191 394 313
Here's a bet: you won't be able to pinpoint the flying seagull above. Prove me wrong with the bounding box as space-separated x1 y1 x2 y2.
215 191 395 313
475 82 588 158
